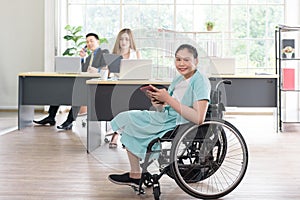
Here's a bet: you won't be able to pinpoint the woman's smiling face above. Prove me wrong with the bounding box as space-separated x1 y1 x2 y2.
175 48 198 79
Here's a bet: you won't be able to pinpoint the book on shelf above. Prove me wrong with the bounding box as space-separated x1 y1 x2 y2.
282 68 295 90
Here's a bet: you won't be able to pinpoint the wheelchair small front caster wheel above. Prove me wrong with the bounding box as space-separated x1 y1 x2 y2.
144 178 153 188
143 172 154 188
153 186 161 200
104 138 109 143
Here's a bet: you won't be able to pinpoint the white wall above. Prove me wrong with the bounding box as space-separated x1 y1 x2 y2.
0 0 44 109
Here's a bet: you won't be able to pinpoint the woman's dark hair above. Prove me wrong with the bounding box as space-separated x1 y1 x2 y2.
86 33 99 40
175 44 198 59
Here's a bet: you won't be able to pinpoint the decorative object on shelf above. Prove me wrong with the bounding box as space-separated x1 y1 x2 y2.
282 68 295 90
205 21 215 31
282 46 294 59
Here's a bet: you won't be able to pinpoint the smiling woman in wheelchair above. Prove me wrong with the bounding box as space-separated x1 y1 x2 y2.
108 44 211 187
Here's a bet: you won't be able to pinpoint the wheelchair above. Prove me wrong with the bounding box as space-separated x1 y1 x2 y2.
137 79 249 200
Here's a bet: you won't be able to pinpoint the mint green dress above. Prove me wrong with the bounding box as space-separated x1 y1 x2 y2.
110 70 211 159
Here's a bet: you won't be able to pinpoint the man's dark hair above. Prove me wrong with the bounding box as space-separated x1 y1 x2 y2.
86 33 99 40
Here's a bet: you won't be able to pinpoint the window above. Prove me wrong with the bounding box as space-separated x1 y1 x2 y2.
59 0 285 77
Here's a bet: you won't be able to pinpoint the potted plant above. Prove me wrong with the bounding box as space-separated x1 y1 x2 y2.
62 25 86 56
205 21 215 31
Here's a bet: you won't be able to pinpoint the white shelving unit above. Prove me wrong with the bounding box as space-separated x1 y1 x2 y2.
275 25 300 131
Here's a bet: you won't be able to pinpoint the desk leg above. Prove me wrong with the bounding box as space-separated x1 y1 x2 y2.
18 105 34 130
87 121 102 153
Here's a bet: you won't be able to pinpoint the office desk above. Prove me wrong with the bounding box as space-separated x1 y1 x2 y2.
86 75 278 153
18 73 278 153
18 72 100 129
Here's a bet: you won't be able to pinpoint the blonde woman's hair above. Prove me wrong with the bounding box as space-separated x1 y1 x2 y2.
112 28 137 55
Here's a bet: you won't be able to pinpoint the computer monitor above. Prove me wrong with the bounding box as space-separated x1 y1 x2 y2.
103 54 123 73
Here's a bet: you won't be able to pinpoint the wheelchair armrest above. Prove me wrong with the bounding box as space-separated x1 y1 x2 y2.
161 122 196 139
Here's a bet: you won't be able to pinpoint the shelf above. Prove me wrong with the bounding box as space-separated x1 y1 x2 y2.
277 24 300 31
281 89 300 92
158 28 222 34
281 121 300 123
280 58 300 60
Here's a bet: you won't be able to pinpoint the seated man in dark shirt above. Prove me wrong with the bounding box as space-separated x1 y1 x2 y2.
33 33 108 130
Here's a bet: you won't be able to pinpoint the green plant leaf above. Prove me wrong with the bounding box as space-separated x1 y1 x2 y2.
78 41 86 47
62 47 77 56
62 49 72 56
73 35 84 43
63 35 74 41
100 38 108 44
73 26 83 35
65 25 72 31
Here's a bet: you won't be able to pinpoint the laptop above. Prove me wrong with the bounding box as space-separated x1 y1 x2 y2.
118 59 152 80
103 53 123 73
55 56 82 73
210 57 235 75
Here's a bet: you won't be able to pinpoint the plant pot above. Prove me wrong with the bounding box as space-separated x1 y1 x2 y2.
206 26 213 31
285 52 293 59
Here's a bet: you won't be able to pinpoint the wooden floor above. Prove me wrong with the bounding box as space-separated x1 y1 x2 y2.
0 111 300 200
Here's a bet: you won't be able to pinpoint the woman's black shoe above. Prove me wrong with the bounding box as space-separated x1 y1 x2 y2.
33 117 56 126
57 121 73 130
108 172 141 187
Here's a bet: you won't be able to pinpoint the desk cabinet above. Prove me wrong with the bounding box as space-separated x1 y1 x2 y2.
209 77 277 107
18 72 100 129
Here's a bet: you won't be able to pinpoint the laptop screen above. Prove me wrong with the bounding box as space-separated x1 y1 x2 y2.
103 54 123 73
55 56 82 73
118 59 152 80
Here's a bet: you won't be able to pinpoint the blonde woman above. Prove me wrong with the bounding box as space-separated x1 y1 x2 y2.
109 28 141 148
112 28 141 59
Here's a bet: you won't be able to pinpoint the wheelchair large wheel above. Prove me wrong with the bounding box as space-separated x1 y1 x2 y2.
170 119 248 199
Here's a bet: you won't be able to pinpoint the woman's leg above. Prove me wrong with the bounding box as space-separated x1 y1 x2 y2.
108 150 141 186
109 133 119 148
127 150 141 179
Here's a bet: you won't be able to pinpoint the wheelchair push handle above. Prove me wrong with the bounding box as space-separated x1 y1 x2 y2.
210 79 232 106
215 79 231 91
223 80 232 84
